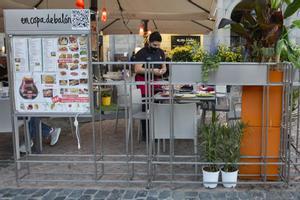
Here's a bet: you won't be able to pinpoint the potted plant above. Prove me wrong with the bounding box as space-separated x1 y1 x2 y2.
219 121 246 188
101 91 111 106
198 118 222 188
218 0 300 180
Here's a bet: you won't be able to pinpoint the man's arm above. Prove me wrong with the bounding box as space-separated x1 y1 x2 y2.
135 64 162 76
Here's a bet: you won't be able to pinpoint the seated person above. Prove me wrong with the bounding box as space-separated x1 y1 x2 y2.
20 117 61 153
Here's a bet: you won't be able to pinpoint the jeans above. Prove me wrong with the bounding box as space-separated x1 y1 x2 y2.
28 118 52 139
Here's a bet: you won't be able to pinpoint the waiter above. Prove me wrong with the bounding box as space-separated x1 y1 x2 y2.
134 31 167 141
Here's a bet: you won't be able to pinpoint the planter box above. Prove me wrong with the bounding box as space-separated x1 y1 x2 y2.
293 68 300 83
170 62 269 85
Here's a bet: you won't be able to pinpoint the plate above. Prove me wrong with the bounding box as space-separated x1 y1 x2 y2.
181 94 196 98
196 93 215 97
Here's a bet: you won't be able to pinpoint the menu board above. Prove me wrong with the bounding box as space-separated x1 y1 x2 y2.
12 35 90 114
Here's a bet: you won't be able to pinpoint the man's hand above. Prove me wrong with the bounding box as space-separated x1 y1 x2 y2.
153 68 162 76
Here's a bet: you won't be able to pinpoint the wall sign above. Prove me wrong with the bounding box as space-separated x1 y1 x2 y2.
171 36 201 49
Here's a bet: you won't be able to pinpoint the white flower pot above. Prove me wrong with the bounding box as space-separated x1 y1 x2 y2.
202 168 220 188
221 169 238 188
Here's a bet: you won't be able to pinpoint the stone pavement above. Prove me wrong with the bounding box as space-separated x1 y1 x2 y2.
0 187 299 200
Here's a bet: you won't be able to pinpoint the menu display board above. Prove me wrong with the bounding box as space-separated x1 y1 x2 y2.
12 35 90 114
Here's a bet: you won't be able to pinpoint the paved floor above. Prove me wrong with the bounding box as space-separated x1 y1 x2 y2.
0 187 300 200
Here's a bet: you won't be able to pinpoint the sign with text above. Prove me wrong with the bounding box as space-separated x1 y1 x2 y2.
4 9 90 33
171 36 201 49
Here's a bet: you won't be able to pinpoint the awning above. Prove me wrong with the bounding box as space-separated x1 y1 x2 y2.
98 0 216 34
0 0 217 34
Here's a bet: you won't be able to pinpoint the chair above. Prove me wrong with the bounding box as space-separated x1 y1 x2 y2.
215 85 230 112
215 85 241 121
114 84 144 138
227 96 241 121
153 103 198 154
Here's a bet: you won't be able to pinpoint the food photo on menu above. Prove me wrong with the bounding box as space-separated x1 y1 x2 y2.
70 64 79 70
59 80 68 86
79 36 87 45
80 79 88 84
58 36 68 45
19 76 38 99
80 48 87 55
58 62 68 69
69 79 79 86
58 46 68 52
43 89 54 98
60 70 67 76
70 71 79 76
80 64 88 69
41 74 56 85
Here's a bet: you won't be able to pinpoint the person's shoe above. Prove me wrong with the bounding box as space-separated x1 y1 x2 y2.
50 128 61 146
19 140 33 153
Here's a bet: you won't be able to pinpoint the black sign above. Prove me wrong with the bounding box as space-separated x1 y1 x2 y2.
171 36 201 49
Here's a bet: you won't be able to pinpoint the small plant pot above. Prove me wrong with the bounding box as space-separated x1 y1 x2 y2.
221 169 238 188
202 167 220 188
102 96 111 106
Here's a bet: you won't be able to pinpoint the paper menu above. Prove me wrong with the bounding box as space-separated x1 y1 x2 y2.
42 38 58 72
28 38 43 72
12 37 29 72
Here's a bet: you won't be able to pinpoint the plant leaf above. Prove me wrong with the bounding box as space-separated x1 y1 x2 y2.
255 0 268 24
242 11 257 26
271 0 281 9
284 0 300 18
291 20 300 29
231 23 252 41
283 0 292 4
218 18 235 29
233 0 256 11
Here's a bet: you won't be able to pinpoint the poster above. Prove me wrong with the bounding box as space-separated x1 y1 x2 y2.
42 38 58 72
13 37 29 72
13 35 90 114
28 38 43 72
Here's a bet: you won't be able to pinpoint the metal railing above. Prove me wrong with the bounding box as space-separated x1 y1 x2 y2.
12 61 299 187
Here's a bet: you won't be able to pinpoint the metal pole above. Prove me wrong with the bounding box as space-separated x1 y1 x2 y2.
170 76 174 184
24 118 31 175
123 63 130 182
264 67 270 182
286 63 293 185
129 64 135 180
98 67 104 177
261 84 266 181
12 115 20 186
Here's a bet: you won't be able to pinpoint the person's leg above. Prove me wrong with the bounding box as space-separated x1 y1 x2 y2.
29 117 61 145
41 122 52 138
28 117 37 139
41 122 61 146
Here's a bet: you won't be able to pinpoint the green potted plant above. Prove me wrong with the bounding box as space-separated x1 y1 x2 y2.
219 121 246 188
198 118 222 188
101 91 111 106
217 0 300 180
